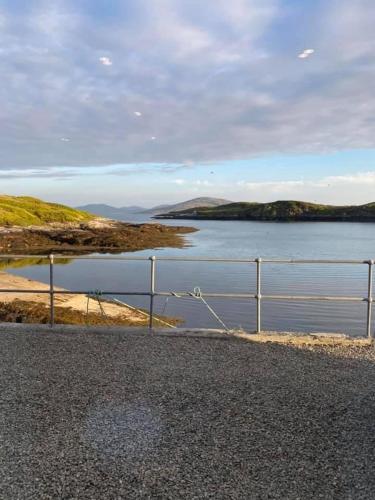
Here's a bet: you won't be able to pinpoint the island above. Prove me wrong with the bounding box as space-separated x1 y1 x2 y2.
155 200 375 222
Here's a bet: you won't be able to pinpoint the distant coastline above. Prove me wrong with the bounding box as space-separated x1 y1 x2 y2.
0 195 197 255
155 200 375 222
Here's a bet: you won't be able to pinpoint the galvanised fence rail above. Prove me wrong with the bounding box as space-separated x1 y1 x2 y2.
0 254 374 338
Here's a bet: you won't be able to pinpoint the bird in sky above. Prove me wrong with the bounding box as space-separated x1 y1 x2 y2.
99 56 112 66
298 48 315 59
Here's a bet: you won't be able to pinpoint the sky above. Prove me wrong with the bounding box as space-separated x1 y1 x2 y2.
1 0 375 207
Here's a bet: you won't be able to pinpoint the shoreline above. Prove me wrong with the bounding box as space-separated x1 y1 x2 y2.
0 218 197 255
0 271 178 327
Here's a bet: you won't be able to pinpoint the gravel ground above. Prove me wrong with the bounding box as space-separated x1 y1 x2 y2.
0 329 374 499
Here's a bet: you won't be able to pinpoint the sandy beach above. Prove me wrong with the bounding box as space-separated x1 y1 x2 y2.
0 271 150 324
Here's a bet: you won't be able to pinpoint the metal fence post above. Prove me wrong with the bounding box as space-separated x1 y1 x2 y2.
149 256 156 329
366 259 373 339
49 254 54 327
256 257 262 333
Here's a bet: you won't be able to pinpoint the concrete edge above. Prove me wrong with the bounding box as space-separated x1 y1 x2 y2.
0 323 231 338
233 332 373 346
0 322 373 346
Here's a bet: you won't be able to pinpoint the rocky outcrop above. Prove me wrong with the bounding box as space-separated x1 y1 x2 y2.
0 218 197 255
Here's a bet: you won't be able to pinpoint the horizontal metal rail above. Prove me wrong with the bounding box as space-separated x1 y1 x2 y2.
1 254 371 264
0 290 368 302
261 294 366 302
0 254 373 338
0 290 151 296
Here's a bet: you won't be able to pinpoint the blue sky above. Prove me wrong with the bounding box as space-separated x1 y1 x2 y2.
0 0 375 206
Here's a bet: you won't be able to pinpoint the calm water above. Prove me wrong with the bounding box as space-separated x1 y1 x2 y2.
8 217 375 336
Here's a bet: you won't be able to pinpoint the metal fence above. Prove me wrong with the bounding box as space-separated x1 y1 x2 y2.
0 254 374 338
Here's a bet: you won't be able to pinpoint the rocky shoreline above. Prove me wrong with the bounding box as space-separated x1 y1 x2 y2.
0 218 197 255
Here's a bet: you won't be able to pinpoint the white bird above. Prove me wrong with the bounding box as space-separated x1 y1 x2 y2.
60 137 70 142
298 48 315 59
99 56 112 66
134 111 142 117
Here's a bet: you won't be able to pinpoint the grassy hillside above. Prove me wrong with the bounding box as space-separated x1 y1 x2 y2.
0 195 94 227
156 200 375 222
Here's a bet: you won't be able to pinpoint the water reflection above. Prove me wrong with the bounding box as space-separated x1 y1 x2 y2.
0 256 72 271
5 220 375 336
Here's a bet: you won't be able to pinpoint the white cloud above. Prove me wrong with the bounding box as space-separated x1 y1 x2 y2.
322 0 375 61
171 179 213 187
165 172 375 205
144 0 278 62
232 172 375 205
316 172 375 186
214 0 277 31
237 179 304 192
0 0 374 172
0 167 79 180
0 11 6 29
30 2 80 44
195 180 212 186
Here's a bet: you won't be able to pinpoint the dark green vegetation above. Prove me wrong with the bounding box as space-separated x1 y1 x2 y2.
0 300 179 327
156 200 375 222
0 195 94 227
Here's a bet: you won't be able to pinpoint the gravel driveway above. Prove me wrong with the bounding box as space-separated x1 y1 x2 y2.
0 328 374 499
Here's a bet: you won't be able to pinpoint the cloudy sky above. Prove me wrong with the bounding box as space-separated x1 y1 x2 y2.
1 0 375 206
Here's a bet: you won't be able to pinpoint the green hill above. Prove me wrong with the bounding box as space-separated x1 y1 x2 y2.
0 195 94 227
156 200 375 222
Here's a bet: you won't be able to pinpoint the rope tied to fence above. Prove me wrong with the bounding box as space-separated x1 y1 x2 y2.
86 289 110 324
192 287 230 332
162 286 230 333
86 286 229 332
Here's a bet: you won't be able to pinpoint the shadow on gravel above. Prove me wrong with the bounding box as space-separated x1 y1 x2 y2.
0 330 374 499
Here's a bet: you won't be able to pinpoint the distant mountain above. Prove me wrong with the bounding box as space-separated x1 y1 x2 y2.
76 204 145 220
155 200 375 222
143 197 232 215
77 198 232 220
